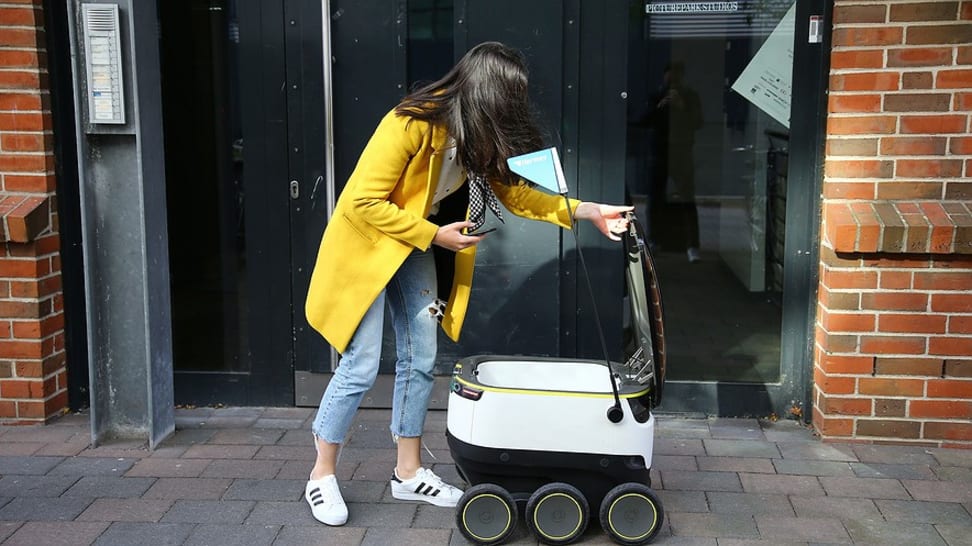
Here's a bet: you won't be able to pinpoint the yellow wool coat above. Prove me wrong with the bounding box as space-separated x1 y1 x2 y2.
305 109 579 353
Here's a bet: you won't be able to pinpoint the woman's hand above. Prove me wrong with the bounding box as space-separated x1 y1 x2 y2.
572 202 633 242
432 221 488 251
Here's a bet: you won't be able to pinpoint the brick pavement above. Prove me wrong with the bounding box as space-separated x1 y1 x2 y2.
0 408 969 545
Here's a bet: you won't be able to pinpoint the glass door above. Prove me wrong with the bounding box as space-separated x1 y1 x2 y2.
626 0 809 415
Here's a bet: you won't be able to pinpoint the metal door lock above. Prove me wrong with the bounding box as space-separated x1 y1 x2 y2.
289 180 299 199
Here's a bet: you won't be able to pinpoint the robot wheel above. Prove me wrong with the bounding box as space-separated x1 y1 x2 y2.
599 482 665 545
455 483 518 545
525 482 589 545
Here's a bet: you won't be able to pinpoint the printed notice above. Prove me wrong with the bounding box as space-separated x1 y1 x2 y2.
730 2 795 128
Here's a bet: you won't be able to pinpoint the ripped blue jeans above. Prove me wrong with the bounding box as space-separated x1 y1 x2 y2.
312 249 439 444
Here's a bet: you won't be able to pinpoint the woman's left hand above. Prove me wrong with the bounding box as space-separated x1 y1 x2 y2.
573 202 634 242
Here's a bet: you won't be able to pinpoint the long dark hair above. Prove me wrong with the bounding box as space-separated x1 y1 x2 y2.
396 42 544 185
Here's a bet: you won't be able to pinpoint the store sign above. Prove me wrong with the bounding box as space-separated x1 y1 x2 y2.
645 1 740 14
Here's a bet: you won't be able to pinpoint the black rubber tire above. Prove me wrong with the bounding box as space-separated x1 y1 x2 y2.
455 483 518 545
599 482 664 545
524 482 590 545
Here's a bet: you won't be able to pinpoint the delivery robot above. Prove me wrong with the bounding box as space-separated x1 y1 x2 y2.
446 213 667 545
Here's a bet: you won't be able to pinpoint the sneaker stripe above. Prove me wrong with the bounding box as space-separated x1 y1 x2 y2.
431 488 440 496
414 482 426 494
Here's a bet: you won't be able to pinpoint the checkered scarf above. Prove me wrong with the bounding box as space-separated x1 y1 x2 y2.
467 172 504 233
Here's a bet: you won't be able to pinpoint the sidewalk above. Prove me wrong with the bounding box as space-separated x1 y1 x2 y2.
0 408 969 545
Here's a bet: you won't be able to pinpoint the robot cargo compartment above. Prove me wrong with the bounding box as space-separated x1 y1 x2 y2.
472 359 618 395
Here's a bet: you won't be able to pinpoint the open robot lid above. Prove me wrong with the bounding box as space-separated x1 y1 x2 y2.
621 214 667 408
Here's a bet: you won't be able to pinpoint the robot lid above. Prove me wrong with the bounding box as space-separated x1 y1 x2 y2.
620 214 667 408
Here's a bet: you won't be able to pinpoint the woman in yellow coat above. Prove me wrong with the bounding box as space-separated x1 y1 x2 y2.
303 42 631 526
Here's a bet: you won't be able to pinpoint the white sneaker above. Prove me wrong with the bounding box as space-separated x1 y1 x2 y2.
305 474 348 526
687 247 701 263
390 467 464 507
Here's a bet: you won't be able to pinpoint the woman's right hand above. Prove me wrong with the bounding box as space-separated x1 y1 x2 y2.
432 221 487 251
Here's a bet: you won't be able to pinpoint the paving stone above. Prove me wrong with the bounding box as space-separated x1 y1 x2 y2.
344 501 417 528
35 442 95 457
667 512 758 538
352 457 395 481
271 524 367 546
0 455 64 475
718 540 809 546
771 459 854 477
935 523 972 546
49 457 137 477
661 470 741 492
276 459 356 481
0 475 78 497
928 448 972 468
703 440 780 458
261 407 314 420
850 462 936 480
62 477 156 498
875 499 972 524
654 418 712 439
706 492 794 516
253 418 305 430
156 428 217 446
211 407 267 419
245 501 312 525
347 424 395 449
933 466 972 482
200 459 283 479
161 500 256 524
851 444 938 465
223 479 302 502
338 447 398 464
0 497 93 521
0 521 21 541
818 476 910 499
141 478 232 500
187 523 280 545
273 430 313 446
843 518 946 545
655 439 707 456
93 522 194 546
696 457 775 474
708 419 765 440
656 490 708 513
0 427 80 443
359 527 451 546
254 445 316 461
76 498 173 522
411 502 457 529
776 442 857 462
125 458 212 478
2 521 109 546
208 429 285 446
754 515 850 543
653 455 698 471
182 445 260 459
903 479 972 503
759 420 816 443
0 443 45 456
789 495 881 520
738 473 823 496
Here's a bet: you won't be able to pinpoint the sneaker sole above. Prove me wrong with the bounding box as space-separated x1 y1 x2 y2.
391 489 459 507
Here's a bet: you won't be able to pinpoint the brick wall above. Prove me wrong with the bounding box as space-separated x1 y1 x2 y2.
816 0 972 447
0 0 67 424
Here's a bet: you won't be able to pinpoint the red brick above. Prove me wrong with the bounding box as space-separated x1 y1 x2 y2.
0 93 42 111
834 4 887 23
856 419 921 438
887 47 953 67
884 93 951 112
879 271 913 289
910 400 972 419
890 2 960 21
0 50 39 69
2 174 54 192
960 46 972 65
876 181 943 199
951 137 972 154
861 292 929 311
827 138 879 156
0 28 40 48
859 377 926 396
875 357 943 376
0 378 42 398
820 354 874 374
0 71 41 89
875 398 907 416
927 379 972 397
822 181 876 199
950 316 972 335
824 269 878 290
0 7 39 26
0 133 49 153
901 115 967 134
830 49 884 69
833 27 903 46
821 395 873 415
938 69 972 88
860 335 927 355
15 399 43 418
930 336 972 356
0 112 47 132
964 1 972 19
881 137 947 156
879 314 947 334
828 116 897 135
906 24 972 45
897 159 964 178
945 360 972 376
827 159 894 178
931 293 972 312
914 271 972 290
822 311 876 333
830 72 900 91
815 367 858 395
903 72 934 89
829 94 882 113
925 422 972 441
813 406 855 436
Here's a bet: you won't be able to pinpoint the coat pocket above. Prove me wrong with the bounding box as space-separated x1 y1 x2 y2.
341 212 379 245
